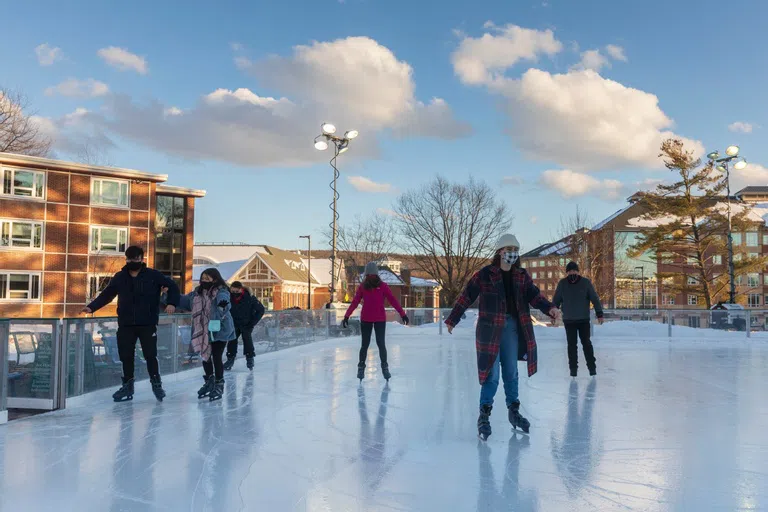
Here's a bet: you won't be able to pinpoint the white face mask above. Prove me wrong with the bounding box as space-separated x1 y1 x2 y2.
502 251 519 265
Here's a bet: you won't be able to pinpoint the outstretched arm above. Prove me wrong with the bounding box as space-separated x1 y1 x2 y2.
445 272 481 329
85 274 120 313
344 286 363 319
526 275 556 317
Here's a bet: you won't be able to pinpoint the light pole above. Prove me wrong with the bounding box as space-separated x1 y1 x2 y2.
313 123 358 305
300 235 311 310
635 266 645 309
708 146 748 304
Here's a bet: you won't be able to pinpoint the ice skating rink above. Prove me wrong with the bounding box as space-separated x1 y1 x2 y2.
1 322 768 511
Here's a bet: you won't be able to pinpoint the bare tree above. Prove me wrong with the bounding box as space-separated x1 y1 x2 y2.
74 139 114 167
0 87 52 156
329 212 397 285
394 176 512 306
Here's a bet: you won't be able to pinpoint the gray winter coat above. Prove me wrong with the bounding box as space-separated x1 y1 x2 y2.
552 276 604 323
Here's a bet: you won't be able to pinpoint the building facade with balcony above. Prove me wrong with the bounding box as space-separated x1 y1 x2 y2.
0 153 204 318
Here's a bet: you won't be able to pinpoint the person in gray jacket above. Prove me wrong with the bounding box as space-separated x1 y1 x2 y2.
552 261 604 377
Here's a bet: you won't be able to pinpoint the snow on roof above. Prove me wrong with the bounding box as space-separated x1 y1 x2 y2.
193 259 249 282
302 258 336 286
410 276 440 288
539 240 569 256
194 245 259 262
592 205 631 230
359 268 404 285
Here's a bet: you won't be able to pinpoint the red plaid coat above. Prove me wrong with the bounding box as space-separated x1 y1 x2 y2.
445 265 554 384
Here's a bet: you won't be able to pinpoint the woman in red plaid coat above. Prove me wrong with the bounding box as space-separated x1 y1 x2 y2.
445 234 560 440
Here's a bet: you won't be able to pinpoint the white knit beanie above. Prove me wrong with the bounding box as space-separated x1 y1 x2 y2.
495 234 520 252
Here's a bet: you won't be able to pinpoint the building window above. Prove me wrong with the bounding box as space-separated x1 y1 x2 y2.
687 255 696 264
764 274 768 286
687 295 698 306
87 274 114 302
0 272 41 300
748 273 760 287
546 283 552 291
521 262 527 268
748 294 761 307
90 226 128 254
661 253 673 264
532 272 537 279
763 235 768 246
688 316 700 328
0 220 43 249
662 294 675 305
749 252 760 260
1 168 45 199
732 233 742 246
547 271 553 278
91 178 129 207
531 261 537 268
712 255 722 265
559 258 565 266
539 260 545 267
154 195 186 288
734 254 742 263
746 232 759 247
687 275 697 285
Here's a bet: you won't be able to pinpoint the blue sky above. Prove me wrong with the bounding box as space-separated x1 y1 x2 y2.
3 0 767 253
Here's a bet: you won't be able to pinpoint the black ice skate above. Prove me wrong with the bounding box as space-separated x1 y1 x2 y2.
478 404 493 441
508 402 530 434
209 379 225 401
246 356 254 370
357 362 365 381
589 367 597 376
150 375 166 402
381 363 391 381
112 377 134 402
198 375 214 399
223 356 236 371
570 369 577 378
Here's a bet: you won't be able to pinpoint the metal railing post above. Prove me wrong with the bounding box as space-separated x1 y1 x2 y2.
667 310 672 338
171 316 179 375
74 321 85 397
50 320 63 409
0 320 9 423
746 310 751 338
439 309 443 335
57 320 70 409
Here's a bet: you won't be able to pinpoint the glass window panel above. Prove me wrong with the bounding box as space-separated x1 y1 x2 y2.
9 274 30 299
0 274 7 298
1 221 9 246
33 224 42 248
90 228 99 251
3 170 11 194
31 275 40 299
13 171 34 196
34 172 45 197
155 196 172 231
173 197 185 229
747 233 759 246
12 222 33 247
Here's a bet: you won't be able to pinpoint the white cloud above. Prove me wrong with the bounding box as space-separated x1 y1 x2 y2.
452 24 562 85
347 176 394 193
234 56 252 70
571 49 610 72
164 107 183 117
605 44 627 62
45 78 109 98
454 25 689 171
377 208 398 217
35 43 62 66
730 163 768 191
78 36 467 167
728 121 755 134
530 216 538 224
230 42 243 51
501 176 525 186
97 47 148 74
540 169 624 200
29 108 114 156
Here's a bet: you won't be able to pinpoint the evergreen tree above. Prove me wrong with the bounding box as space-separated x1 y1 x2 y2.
630 139 765 308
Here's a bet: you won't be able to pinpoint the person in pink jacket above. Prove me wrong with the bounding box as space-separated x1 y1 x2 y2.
343 262 409 381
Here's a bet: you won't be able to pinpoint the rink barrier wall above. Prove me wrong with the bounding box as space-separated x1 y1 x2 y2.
1 307 766 417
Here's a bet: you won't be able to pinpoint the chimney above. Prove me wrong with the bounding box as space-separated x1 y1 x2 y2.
401 268 411 285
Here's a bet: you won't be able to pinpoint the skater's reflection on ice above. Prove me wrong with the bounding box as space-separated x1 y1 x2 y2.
550 379 601 497
357 384 402 496
476 434 538 511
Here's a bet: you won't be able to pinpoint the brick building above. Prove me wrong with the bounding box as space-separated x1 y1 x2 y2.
520 237 572 298
347 257 441 309
0 152 204 318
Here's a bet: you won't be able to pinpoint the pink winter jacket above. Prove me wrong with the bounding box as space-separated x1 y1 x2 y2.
344 281 406 322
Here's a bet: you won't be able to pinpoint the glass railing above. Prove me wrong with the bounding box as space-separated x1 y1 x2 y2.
3 306 767 419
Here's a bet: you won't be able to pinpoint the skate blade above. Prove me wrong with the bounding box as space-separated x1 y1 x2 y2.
113 396 133 402
511 426 530 436
478 433 490 441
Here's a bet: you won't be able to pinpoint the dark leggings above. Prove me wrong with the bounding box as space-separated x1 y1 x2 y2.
203 342 227 380
359 322 387 366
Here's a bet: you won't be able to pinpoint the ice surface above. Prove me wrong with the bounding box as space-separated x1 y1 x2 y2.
1 323 768 511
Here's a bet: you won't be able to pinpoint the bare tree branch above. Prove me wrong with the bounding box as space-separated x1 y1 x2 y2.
0 87 52 157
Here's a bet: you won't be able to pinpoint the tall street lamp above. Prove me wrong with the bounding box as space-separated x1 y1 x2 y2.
313 123 358 304
708 145 748 304
300 235 311 310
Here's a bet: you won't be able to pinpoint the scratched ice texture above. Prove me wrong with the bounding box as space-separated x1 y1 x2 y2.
1 320 767 511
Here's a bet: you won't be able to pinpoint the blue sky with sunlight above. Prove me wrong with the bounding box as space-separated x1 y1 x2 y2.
2 0 766 253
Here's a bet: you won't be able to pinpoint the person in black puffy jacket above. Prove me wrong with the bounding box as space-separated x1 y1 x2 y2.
224 281 265 371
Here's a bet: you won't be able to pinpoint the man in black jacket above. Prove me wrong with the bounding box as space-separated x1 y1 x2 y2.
82 246 180 401
224 281 265 371
552 261 604 377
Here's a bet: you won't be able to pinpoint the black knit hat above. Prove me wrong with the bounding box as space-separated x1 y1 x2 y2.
566 261 579 272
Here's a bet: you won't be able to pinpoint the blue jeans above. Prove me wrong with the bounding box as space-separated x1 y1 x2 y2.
479 315 520 408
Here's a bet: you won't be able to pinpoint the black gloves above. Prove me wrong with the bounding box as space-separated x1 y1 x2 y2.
402 315 410 326
217 300 229 308
342 317 349 329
